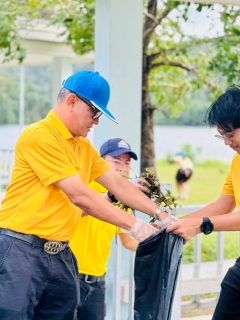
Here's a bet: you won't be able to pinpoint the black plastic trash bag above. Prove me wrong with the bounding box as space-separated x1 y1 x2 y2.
134 228 183 320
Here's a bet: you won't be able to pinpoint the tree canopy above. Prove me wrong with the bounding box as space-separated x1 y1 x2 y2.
1 0 240 171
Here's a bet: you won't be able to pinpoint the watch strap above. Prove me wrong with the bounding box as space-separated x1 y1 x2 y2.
201 217 214 235
154 207 169 220
107 191 118 203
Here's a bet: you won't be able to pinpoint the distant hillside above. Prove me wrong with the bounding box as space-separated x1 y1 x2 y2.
154 90 211 126
0 66 52 125
0 64 91 125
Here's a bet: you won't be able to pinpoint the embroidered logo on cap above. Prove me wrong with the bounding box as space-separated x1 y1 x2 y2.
118 140 130 149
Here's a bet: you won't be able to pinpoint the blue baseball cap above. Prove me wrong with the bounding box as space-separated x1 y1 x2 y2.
62 70 118 124
100 138 137 160
175 152 185 157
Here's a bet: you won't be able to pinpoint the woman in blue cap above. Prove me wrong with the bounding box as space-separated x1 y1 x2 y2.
174 152 194 200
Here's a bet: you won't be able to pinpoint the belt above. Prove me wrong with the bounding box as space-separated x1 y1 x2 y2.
79 273 106 284
0 228 69 255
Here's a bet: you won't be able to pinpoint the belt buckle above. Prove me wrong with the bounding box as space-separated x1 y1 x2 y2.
85 275 97 284
44 241 64 255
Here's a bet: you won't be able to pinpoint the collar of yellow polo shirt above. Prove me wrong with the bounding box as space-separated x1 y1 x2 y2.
0 110 110 241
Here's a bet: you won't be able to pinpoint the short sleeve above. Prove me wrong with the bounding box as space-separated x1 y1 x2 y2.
88 147 110 182
22 128 77 186
222 171 234 196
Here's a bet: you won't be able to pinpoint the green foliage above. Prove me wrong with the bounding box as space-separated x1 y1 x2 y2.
0 1 26 62
180 144 202 163
156 158 237 263
182 231 239 264
0 66 52 125
0 64 93 125
154 89 212 126
114 168 178 217
0 0 95 63
157 158 230 206
145 3 240 121
1 0 240 139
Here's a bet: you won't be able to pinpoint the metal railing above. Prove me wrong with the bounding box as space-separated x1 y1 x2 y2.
0 149 14 191
110 204 238 319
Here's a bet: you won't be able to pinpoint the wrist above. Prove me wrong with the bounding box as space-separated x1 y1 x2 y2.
154 207 169 220
200 217 214 235
107 191 118 203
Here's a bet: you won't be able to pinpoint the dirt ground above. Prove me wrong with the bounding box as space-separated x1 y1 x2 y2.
181 307 215 318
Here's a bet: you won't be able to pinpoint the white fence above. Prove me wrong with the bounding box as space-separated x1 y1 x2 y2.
109 204 237 319
0 149 14 190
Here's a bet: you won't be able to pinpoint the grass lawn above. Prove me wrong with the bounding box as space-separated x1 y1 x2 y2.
156 159 239 263
157 159 230 205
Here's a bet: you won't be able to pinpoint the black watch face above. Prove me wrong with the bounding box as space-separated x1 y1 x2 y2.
202 221 213 235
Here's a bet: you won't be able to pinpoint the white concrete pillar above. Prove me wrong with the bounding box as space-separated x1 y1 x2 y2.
171 266 182 320
94 0 143 176
19 65 25 133
52 57 73 106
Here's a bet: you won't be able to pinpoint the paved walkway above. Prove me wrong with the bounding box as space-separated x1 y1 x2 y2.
182 315 212 320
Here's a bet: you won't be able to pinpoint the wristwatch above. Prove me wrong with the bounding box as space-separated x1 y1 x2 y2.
154 207 169 220
154 208 162 220
200 217 214 235
107 191 118 203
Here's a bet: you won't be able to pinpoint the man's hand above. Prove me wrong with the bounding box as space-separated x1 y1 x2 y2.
129 218 158 243
130 178 150 193
166 217 202 243
151 215 178 229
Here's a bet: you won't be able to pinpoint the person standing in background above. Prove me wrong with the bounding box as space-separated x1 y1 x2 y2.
174 151 194 200
71 138 149 320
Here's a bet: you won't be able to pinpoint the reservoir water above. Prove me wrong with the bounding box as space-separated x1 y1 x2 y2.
0 124 234 163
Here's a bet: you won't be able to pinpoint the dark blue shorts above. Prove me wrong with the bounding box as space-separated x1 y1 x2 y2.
0 230 79 320
176 168 193 183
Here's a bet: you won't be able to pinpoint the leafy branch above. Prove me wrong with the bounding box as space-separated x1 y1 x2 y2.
113 169 179 219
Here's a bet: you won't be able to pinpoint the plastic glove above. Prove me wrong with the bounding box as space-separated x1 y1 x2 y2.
130 178 150 193
129 218 158 243
151 215 178 230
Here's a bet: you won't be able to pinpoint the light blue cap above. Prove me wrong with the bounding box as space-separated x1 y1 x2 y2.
62 70 118 123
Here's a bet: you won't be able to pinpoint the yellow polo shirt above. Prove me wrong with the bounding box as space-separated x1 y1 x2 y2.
222 153 240 210
70 181 129 276
0 110 110 241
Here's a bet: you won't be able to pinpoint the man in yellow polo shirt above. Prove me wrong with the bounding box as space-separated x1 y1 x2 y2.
167 86 240 320
0 71 170 320
71 138 149 320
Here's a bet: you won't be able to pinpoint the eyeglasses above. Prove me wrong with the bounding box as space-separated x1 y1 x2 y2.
215 133 234 141
107 159 131 167
72 92 103 120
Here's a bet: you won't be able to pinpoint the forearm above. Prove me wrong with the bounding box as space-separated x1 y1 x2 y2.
119 233 138 251
210 211 240 232
81 192 111 217
81 197 137 231
96 170 168 220
167 199 238 241
182 194 236 219
55 175 137 230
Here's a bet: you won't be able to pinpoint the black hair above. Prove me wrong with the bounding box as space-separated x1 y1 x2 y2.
57 88 70 102
205 85 240 132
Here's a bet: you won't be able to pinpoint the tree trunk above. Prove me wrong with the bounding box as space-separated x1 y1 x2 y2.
141 62 156 174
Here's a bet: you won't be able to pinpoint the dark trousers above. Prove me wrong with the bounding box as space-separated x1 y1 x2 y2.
0 232 79 320
78 277 106 320
212 257 240 320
